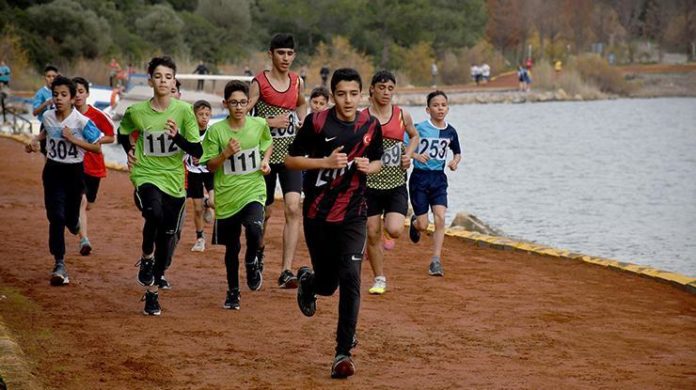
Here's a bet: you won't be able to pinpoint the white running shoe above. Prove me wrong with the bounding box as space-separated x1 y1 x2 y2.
368 276 387 295
191 237 206 252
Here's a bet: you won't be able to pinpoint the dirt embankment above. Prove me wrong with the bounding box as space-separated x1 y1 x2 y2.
1 137 695 389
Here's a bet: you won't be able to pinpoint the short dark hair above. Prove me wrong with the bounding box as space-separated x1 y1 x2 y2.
330 68 362 94
72 77 90 93
371 70 396 86
193 100 212 112
310 87 330 101
223 80 249 100
175 79 181 92
51 75 76 97
270 33 295 51
147 56 176 76
44 64 58 74
426 90 448 106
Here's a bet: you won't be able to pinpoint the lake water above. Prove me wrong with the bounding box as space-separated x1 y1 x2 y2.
104 97 696 277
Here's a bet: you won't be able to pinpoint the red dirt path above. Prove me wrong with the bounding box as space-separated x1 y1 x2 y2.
1 138 696 389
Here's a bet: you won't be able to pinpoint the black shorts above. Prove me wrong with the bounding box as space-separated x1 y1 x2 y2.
264 163 302 205
187 171 214 199
366 185 408 217
212 202 265 246
83 174 101 203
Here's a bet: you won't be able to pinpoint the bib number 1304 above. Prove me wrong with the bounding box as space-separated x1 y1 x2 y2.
143 131 178 157
223 147 260 176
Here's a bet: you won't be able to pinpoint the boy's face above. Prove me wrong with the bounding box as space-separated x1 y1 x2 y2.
224 91 249 121
310 96 328 113
370 80 395 106
171 86 181 99
148 65 175 97
74 83 89 108
44 70 58 88
426 95 449 122
52 85 74 112
269 48 295 73
332 80 361 121
195 107 212 129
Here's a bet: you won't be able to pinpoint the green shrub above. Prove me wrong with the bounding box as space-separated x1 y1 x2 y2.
575 54 633 94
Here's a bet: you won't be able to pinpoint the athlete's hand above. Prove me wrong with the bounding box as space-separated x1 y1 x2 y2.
25 137 39 153
224 138 241 158
267 114 290 129
401 154 411 169
414 153 430 163
325 146 347 168
61 126 75 142
354 157 370 173
165 119 178 138
260 159 271 175
127 148 137 170
447 160 459 171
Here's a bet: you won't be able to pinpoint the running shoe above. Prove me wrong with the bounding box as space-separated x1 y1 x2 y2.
382 231 396 250
428 260 444 276
245 259 263 291
409 215 421 243
296 266 316 317
50 263 70 286
368 276 387 295
156 275 171 290
142 290 161 316
191 237 205 252
79 237 92 256
223 289 240 310
136 257 155 286
256 246 265 273
278 269 298 289
331 354 356 379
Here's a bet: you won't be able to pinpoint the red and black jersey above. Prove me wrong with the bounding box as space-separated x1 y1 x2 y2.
289 108 383 223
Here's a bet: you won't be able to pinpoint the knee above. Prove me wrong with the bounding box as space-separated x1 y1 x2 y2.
143 206 163 224
366 224 381 244
385 225 402 239
434 214 445 229
284 202 301 221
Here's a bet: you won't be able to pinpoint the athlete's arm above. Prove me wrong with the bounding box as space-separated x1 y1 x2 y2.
247 80 260 114
63 126 101 154
206 138 241 172
260 144 272 175
402 110 419 157
166 118 202 158
117 133 132 153
296 78 308 123
286 145 347 171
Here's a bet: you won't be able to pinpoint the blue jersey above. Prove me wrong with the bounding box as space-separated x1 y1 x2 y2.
33 86 53 122
406 120 461 171
0 65 10 83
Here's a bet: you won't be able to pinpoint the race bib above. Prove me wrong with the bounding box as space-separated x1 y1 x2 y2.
270 111 299 139
381 142 403 167
418 137 449 160
143 130 178 157
316 161 354 187
223 147 260 176
47 138 79 163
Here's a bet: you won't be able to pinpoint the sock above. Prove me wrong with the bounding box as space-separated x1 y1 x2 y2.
55 258 64 265
431 256 441 263
196 230 204 239
142 253 154 260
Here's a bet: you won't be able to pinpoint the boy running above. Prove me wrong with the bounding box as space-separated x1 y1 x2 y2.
72 77 115 256
364 71 419 295
186 100 215 252
286 68 383 379
118 56 201 315
408 91 461 276
32 65 59 154
25 76 103 285
201 81 272 310
248 33 307 289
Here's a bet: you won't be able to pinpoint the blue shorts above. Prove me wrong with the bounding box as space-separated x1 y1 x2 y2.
408 169 448 216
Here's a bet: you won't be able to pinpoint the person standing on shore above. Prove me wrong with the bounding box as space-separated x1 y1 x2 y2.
286 68 383 379
364 70 419 295
408 90 461 277
72 77 115 256
25 76 103 285
117 56 202 315
248 33 307 289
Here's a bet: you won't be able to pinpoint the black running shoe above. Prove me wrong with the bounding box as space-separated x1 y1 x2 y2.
409 214 421 243
256 246 265 273
223 289 240 310
331 354 356 379
296 266 316 317
142 290 161 316
278 269 298 289
50 263 70 286
136 257 155 286
156 275 171 290
245 259 263 291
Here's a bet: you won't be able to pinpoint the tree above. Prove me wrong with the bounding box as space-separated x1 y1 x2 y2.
135 3 186 56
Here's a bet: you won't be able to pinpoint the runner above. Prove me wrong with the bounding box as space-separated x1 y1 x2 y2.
32 65 59 155
25 76 103 285
364 70 419 295
309 87 330 114
248 33 307 289
201 80 272 310
286 68 383 379
117 56 201 315
72 77 115 256
407 91 461 277
186 100 215 252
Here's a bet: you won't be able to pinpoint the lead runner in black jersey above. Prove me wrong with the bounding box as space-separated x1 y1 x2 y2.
286 68 383 379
